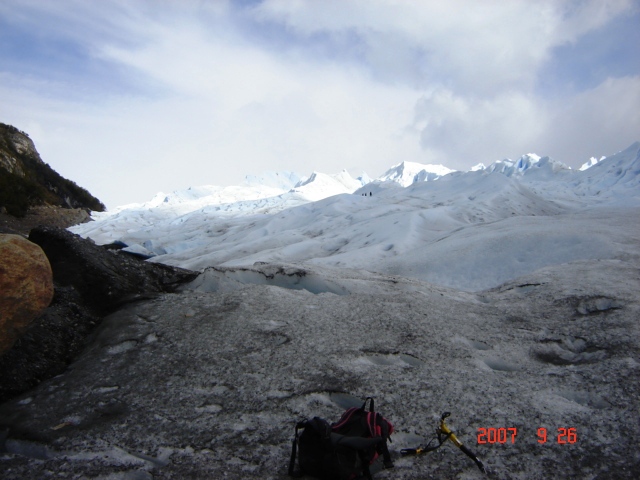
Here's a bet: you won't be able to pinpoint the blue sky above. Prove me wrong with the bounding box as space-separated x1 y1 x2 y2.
1 0 639 208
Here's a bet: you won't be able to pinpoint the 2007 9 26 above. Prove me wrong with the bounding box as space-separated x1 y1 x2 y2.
477 427 577 444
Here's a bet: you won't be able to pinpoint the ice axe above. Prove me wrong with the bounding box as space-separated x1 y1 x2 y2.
400 412 486 474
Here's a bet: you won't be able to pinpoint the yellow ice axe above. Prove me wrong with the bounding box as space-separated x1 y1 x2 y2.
438 412 486 473
401 412 486 474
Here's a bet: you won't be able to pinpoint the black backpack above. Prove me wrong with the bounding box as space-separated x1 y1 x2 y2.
288 397 394 480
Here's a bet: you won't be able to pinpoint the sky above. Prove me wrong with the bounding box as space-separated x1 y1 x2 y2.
1 0 639 209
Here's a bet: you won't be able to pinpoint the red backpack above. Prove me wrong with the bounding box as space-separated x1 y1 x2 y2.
289 397 394 480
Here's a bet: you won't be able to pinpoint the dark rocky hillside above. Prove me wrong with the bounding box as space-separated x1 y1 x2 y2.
0 123 105 218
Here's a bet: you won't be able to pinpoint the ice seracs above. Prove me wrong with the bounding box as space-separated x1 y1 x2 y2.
377 160 455 186
579 156 605 171
478 153 571 177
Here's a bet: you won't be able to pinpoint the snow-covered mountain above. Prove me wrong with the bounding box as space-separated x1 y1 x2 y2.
377 160 455 186
71 142 640 291
291 169 365 201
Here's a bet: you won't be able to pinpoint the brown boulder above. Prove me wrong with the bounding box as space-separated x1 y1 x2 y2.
0 234 54 354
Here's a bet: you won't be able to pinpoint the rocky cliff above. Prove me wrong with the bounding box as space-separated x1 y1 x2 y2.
0 123 105 217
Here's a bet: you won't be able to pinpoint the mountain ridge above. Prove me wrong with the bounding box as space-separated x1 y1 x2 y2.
106 141 640 216
93 141 639 220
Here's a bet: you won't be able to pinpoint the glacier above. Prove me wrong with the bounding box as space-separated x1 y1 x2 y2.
2 142 638 479
71 142 640 292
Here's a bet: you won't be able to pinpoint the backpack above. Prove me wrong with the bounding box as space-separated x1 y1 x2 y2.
288 397 394 480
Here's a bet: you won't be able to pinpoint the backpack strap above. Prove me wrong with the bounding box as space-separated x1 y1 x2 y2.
376 413 394 469
366 412 394 469
362 396 375 413
288 421 306 477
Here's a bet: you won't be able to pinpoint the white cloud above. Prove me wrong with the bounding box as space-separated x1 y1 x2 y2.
1 19 423 207
553 0 636 42
251 0 635 95
409 73 640 168
539 75 640 163
411 89 546 166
